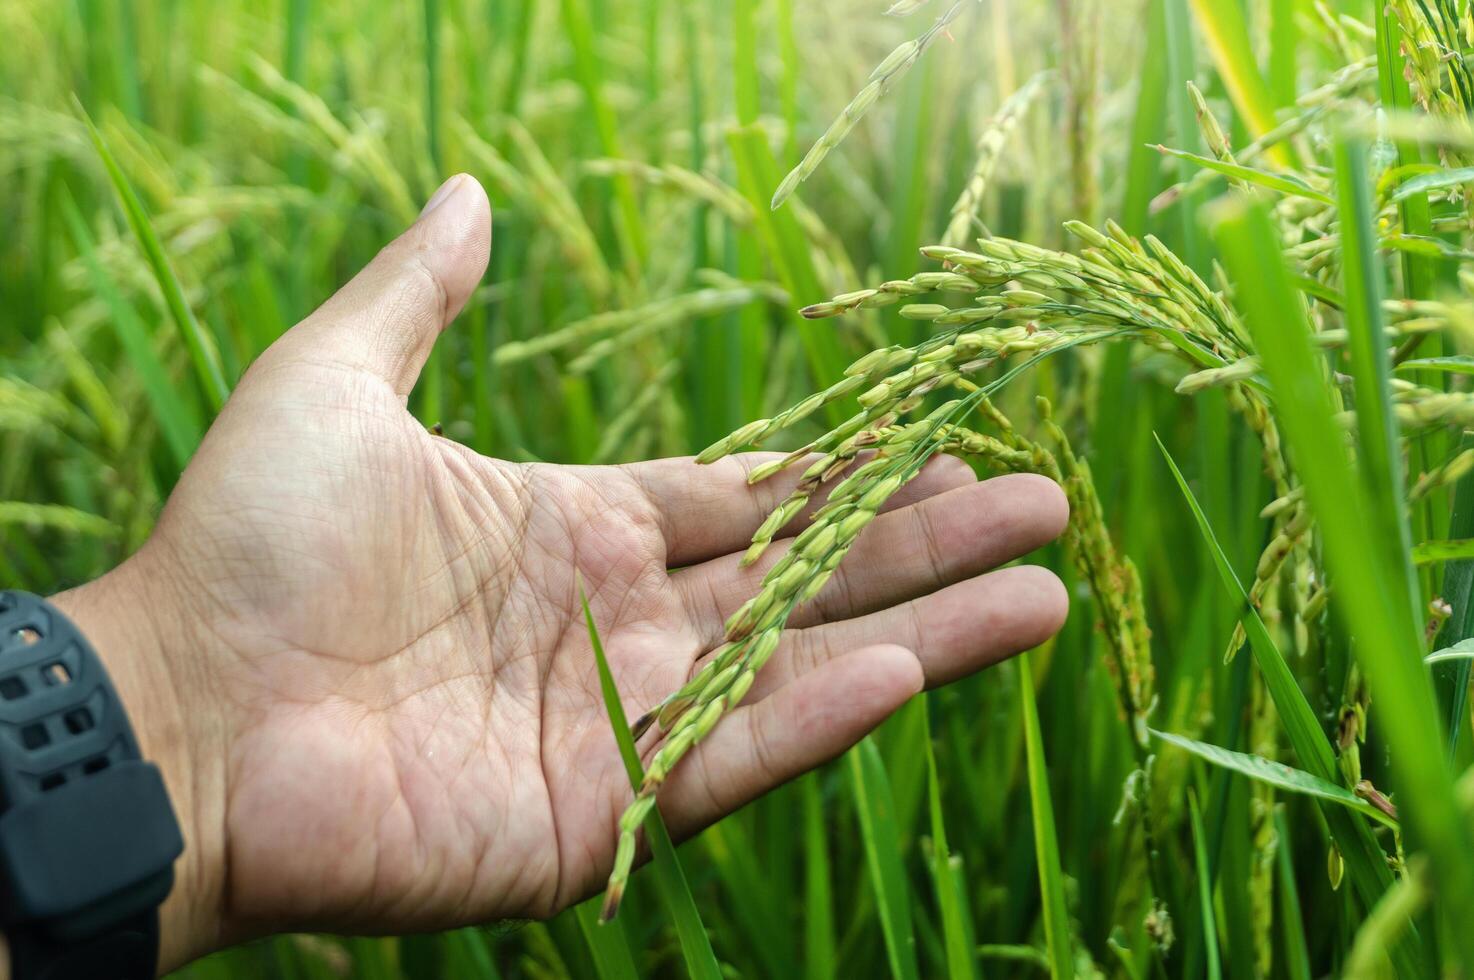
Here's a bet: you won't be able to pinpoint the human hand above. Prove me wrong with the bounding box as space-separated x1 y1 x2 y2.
53 174 1069 972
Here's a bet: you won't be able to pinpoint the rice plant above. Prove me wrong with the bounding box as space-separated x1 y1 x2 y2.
9 0 1474 976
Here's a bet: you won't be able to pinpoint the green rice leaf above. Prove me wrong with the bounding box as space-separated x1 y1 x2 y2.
78 105 231 413
558 0 648 270
1433 434 1474 757
1187 790 1222 980
924 700 978 980
1184 0 1294 168
1153 729 1398 828
59 191 201 470
1344 862 1431 979
1333 138 1420 616
1397 356 1474 376
1390 166 1474 202
1413 539 1474 564
1153 146 1331 203
849 738 921 980
1426 638 1474 664
1274 809 1313 980
802 774 836 980
575 900 640 980
579 584 722 980
1268 0 1298 106
442 928 500 978
1017 654 1073 978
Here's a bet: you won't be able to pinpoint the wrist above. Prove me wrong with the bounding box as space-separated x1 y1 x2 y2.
49 554 230 975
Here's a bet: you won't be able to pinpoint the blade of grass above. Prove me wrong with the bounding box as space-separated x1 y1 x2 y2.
1152 729 1399 828
59 192 201 470
1433 434 1474 756
1390 167 1474 202
1413 540 1474 564
1187 789 1222 980
848 737 921 980
1334 138 1420 616
575 899 640 980
886 52 941 344
1153 145 1331 203
1163 0 1207 268
1397 356 1474 375
1120 0 1169 233
417 0 445 427
1268 0 1298 107
802 773 836 980
1212 194 1472 972
923 699 978 980
498 0 535 117
579 583 722 980
443 928 502 979
1274 809 1312 980
1375 10 1437 303
1017 653 1072 978
1185 0 1294 168
559 0 648 272
1344 863 1431 979
775 0 800 164
1426 639 1474 663
1375 7 1443 614
728 0 847 398
724 0 777 427
700 820 794 977
78 104 230 413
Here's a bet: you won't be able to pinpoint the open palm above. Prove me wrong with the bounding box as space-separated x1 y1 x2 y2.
74 175 1068 965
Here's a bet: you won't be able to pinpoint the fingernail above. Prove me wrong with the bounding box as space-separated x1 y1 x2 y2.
419 174 466 219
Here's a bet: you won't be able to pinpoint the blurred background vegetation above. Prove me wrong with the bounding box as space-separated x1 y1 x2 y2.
0 0 1447 976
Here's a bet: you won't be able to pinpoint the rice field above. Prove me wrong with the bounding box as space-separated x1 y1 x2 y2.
5 0 1474 976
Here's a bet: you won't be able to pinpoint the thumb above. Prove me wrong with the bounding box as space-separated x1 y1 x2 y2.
283 173 491 396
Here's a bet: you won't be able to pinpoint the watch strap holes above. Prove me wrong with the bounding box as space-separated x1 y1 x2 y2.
82 756 110 775
63 708 94 735
0 676 26 700
42 662 72 686
4 626 42 652
38 772 65 792
20 723 49 750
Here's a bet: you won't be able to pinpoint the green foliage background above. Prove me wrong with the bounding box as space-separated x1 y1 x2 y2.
3 0 1470 976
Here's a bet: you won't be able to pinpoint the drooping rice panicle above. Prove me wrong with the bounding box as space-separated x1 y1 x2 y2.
609 401 977 897
884 0 935 14
495 282 787 366
582 158 756 225
770 0 974 210
941 70 1052 248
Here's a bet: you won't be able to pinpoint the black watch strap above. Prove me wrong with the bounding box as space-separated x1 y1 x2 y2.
0 591 183 979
